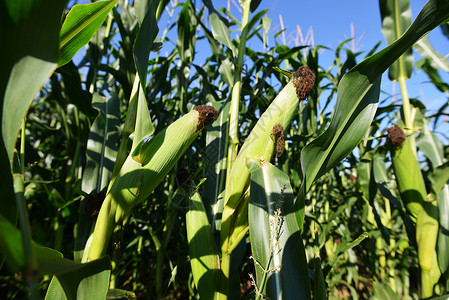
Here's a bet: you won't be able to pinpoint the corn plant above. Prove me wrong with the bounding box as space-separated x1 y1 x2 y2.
1 0 449 299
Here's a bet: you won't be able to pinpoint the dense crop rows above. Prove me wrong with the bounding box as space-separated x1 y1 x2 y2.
1 0 448 299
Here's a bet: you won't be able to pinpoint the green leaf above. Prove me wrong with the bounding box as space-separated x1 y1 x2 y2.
429 163 449 196
415 35 449 72
313 258 327 300
1 0 67 225
44 256 110 300
250 0 262 13
106 289 136 299
82 94 120 194
272 67 293 79
295 0 449 228
373 281 401 300
327 232 369 270
58 0 118 67
0 214 110 300
133 0 159 90
209 12 236 55
132 84 155 151
247 158 311 299
201 100 231 229
186 192 220 299
379 0 414 80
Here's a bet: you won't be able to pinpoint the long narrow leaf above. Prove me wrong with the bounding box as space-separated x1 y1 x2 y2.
247 158 311 299
133 0 159 90
415 36 449 72
83 94 120 194
58 0 118 67
1 0 67 225
209 13 236 55
379 0 414 80
186 192 220 299
0 214 111 300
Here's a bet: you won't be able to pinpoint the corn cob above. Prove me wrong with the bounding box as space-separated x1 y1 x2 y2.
220 67 315 254
387 126 439 298
86 105 218 261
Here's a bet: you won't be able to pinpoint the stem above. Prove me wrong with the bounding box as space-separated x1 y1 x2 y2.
65 106 81 201
226 0 251 175
398 76 416 157
221 4 252 298
14 120 38 299
218 253 231 300
149 228 162 299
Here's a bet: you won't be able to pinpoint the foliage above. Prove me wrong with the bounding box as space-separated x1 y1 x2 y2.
1 0 449 299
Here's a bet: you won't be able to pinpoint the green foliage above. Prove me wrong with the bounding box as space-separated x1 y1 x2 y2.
58 0 118 67
1 0 449 299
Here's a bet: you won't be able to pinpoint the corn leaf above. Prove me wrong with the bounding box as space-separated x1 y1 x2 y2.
58 0 118 67
82 94 120 194
415 36 449 72
44 257 110 300
133 0 159 90
186 192 220 299
209 12 236 56
379 0 414 80
0 214 110 300
132 84 155 150
247 158 311 299
295 0 449 228
0 0 67 226
327 232 369 270
373 281 401 300
202 100 231 230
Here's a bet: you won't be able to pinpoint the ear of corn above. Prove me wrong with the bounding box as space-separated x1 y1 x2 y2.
388 127 439 298
86 106 218 261
388 128 425 222
220 67 315 255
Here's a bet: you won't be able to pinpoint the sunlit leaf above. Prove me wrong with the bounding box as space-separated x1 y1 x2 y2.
133 0 159 90
209 12 236 55
58 0 118 67
379 0 414 80
247 158 311 299
186 192 220 299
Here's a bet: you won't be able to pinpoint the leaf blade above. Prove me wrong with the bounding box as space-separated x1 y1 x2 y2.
58 0 118 67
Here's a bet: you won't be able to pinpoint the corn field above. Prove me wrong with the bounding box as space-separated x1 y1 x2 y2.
1 0 449 299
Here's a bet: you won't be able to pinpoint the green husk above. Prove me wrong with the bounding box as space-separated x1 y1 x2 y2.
86 106 218 261
220 67 315 254
389 129 439 298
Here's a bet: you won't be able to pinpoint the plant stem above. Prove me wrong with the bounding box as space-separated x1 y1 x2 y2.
221 4 252 297
14 120 38 299
398 76 416 157
219 253 231 300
